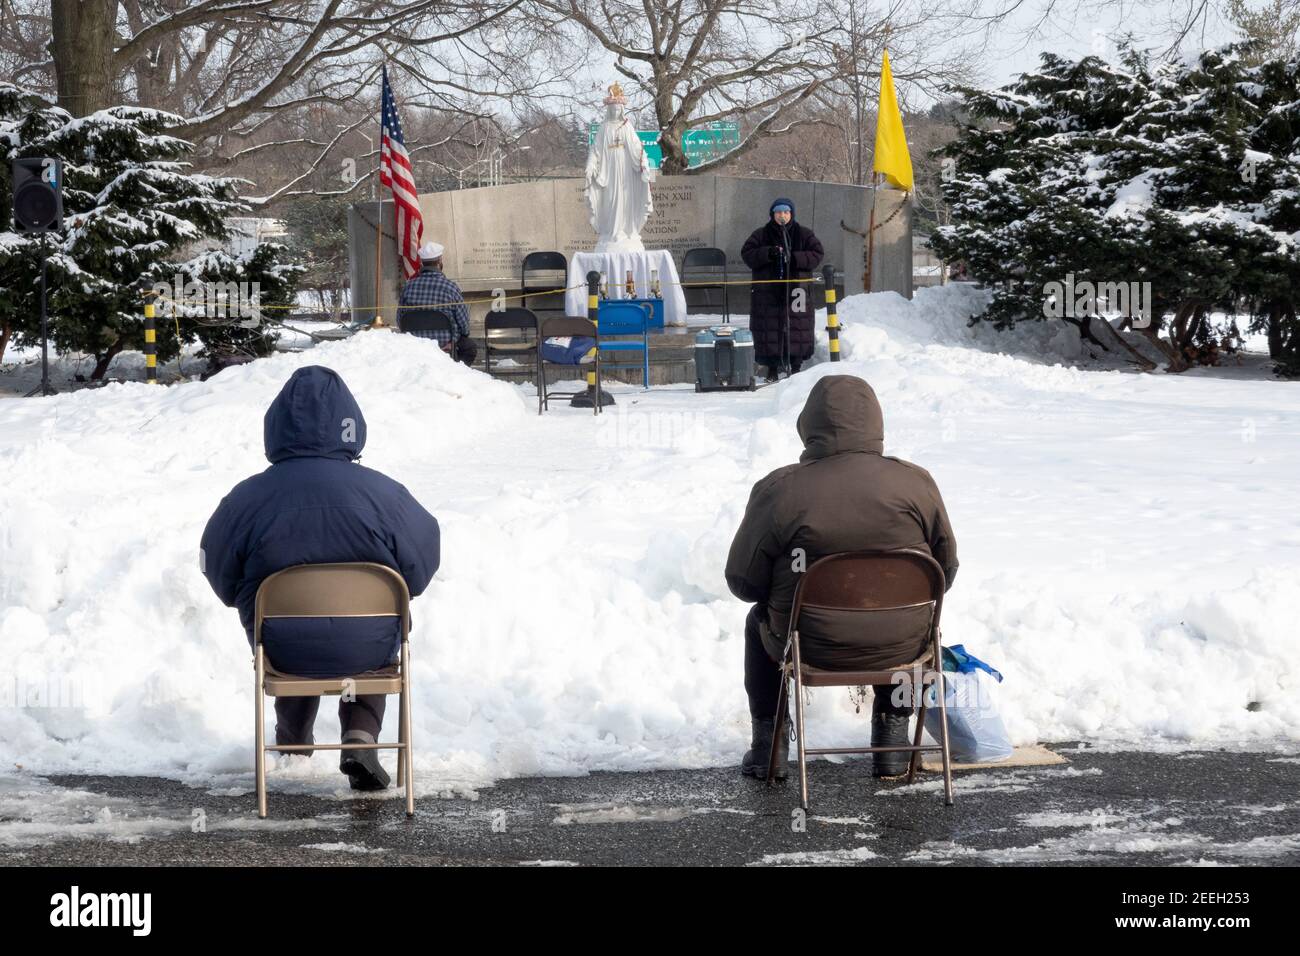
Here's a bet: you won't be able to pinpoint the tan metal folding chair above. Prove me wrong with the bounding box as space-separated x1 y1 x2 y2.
766 549 955 809
253 562 414 819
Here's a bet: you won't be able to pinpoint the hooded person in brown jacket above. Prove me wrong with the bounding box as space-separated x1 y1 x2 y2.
725 374 958 779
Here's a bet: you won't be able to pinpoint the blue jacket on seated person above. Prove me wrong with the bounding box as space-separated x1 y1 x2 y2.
199 365 440 678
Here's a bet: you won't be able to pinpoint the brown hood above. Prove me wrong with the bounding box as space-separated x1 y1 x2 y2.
796 375 884 461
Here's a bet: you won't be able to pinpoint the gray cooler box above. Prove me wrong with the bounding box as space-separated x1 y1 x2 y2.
695 326 756 392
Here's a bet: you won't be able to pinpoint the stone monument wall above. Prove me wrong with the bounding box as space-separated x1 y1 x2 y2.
348 175 911 325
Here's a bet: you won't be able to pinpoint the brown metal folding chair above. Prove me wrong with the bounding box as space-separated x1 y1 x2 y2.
537 315 602 415
253 562 414 819
766 549 955 809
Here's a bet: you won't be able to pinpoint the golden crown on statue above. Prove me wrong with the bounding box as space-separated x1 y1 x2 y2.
603 81 627 105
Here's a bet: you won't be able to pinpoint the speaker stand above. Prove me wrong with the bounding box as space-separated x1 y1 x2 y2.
24 236 56 397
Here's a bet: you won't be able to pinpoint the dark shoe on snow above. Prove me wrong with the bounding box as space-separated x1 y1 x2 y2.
339 731 391 791
871 713 913 778
763 366 779 384
741 716 789 779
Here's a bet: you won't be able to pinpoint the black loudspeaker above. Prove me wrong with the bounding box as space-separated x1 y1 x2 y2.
12 157 62 233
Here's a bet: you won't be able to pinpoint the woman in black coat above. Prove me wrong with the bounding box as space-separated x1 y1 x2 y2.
740 197 825 381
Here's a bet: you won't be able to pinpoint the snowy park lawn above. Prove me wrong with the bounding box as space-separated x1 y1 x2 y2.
1 284 1297 796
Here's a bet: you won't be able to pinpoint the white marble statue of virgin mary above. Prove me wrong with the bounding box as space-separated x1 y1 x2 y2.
585 82 654 253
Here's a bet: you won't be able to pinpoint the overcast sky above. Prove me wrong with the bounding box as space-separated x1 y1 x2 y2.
976 0 1237 89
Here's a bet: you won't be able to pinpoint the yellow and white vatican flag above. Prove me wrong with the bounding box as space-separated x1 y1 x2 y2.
873 50 914 192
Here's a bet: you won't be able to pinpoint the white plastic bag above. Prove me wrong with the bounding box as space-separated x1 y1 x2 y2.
923 670 1013 763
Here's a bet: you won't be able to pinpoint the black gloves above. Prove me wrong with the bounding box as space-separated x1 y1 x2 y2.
768 245 781 262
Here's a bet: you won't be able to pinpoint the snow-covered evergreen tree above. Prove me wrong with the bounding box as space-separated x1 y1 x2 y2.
0 85 301 379
932 44 1300 375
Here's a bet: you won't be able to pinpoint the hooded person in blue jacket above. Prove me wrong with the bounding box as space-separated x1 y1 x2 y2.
200 365 440 790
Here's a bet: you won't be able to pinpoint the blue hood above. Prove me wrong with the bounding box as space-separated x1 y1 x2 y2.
263 366 367 464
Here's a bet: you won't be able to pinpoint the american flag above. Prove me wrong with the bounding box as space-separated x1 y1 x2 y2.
379 65 423 279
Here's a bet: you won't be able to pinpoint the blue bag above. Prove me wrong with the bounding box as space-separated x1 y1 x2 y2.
924 648 1013 763
541 336 596 365
942 644 1003 682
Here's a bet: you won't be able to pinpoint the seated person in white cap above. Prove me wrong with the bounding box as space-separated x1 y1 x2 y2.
398 241 477 365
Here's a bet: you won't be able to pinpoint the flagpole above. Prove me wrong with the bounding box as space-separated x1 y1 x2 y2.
374 65 384 327
866 172 878 293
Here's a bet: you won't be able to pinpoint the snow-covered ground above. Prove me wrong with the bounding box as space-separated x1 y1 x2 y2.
1 284 1297 797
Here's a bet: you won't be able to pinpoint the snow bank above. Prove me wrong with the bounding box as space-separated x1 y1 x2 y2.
2 294 1298 797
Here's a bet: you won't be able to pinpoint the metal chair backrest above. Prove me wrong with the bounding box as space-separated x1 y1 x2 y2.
540 315 597 342
682 246 728 271
681 246 729 321
399 308 454 337
254 562 410 648
485 307 540 334
598 300 651 337
521 251 568 315
789 549 945 661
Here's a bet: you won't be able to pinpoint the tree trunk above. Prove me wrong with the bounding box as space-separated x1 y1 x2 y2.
1063 315 1109 350
1267 301 1285 358
90 339 124 380
659 122 688 175
1074 314 1157 370
52 0 120 116
1158 300 1198 372
0 319 11 367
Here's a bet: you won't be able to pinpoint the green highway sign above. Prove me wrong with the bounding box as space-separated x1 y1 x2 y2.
587 122 740 170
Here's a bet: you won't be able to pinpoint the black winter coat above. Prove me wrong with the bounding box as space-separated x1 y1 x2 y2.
740 217 825 364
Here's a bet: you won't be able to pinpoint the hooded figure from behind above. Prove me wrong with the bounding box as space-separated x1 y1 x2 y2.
200 365 440 790
740 197 825 380
725 374 958 781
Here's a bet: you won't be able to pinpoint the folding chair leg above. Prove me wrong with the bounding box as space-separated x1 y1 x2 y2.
255 645 267 819
396 700 405 789
402 640 414 817
766 661 790 786
792 639 809 811
907 681 929 784
935 670 955 806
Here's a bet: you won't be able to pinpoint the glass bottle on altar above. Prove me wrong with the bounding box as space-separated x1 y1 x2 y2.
650 268 662 299
625 270 636 298
599 272 608 299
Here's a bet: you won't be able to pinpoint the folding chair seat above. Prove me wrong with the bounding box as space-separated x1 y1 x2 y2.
253 562 415 818
766 549 955 809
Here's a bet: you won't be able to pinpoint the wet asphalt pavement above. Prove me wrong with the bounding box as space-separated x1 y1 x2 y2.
2 746 1298 866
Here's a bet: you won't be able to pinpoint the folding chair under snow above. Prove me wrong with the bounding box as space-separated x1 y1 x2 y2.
767 549 956 809
253 562 415 818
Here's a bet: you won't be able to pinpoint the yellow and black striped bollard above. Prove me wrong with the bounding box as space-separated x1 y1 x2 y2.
823 265 840 362
571 270 613 410
143 288 158 384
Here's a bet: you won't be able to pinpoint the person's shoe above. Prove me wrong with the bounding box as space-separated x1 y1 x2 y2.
339 730 391 791
871 713 913 778
789 360 802 374
763 366 779 384
741 717 789 779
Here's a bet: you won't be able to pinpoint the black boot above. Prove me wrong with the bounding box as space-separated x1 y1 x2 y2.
871 713 913 778
339 730 391 791
741 717 789 779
